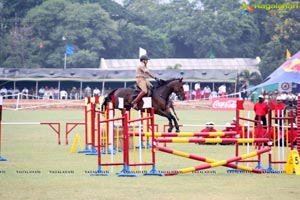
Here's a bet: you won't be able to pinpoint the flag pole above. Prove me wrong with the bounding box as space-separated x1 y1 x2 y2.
64 53 67 69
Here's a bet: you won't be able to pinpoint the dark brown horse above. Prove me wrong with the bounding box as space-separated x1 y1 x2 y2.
101 78 185 132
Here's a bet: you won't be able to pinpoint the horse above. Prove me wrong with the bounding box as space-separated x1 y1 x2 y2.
101 78 185 132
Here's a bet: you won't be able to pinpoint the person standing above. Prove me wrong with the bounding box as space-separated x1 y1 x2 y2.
254 95 269 127
284 97 297 124
194 82 201 99
218 84 226 98
240 82 247 100
203 85 211 100
93 87 100 97
273 96 286 127
183 83 189 100
132 54 160 109
21 87 29 99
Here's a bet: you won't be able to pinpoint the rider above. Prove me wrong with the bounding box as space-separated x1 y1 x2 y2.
132 54 160 109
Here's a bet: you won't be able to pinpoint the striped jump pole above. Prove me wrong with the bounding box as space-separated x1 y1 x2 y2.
118 107 163 177
91 104 125 176
160 146 271 176
130 131 237 138
78 96 94 153
156 146 265 173
155 138 270 144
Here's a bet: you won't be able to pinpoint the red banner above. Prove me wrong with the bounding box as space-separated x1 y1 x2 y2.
211 98 239 110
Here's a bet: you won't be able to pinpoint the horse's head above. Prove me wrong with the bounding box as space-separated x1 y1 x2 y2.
169 78 185 101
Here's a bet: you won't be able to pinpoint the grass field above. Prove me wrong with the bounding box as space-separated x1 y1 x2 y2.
0 109 299 200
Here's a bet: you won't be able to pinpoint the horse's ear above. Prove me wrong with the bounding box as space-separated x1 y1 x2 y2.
180 77 183 82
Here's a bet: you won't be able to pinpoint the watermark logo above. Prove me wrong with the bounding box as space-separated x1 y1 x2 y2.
240 2 299 15
240 2 254 15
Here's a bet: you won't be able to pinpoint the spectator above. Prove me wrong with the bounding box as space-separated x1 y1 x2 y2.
254 126 268 138
273 96 286 127
230 117 242 134
13 87 20 99
38 87 45 99
191 89 196 100
195 82 201 99
254 95 269 127
93 87 100 97
200 122 217 138
284 98 297 124
270 90 278 101
183 83 189 100
29 87 35 99
84 86 92 97
210 90 218 99
218 84 226 98
0 87 7 98
21 87 29 99
267 126 283 144
287 92 296 102
221 123 235 139
203 85 211 100
44 87 53 99
60 89 68 100
70 87 78 99
54 88 60 99
240 82 247 100
282 92 289 101
239 126 253 138
7 88 13 99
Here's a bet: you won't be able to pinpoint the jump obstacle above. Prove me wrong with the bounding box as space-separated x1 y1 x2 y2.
0 94 61 161
234 98 300 173
72 96 299 177
66 93 299 176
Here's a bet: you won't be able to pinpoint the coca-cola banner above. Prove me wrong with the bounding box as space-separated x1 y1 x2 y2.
211 98 239 110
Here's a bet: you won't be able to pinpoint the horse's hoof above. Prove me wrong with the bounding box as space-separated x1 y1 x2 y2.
175 129 180 133
168 128 172 132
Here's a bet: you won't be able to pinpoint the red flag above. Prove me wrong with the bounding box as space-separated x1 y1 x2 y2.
39 41 43 49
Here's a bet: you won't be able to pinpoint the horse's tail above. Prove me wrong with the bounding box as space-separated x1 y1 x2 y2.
101 89 117 112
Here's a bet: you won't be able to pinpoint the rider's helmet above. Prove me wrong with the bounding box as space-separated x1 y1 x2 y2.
140 54 150 62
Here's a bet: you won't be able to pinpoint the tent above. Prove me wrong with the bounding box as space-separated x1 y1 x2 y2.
251 50 300 91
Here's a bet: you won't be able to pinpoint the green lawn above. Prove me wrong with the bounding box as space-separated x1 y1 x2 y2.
0 110 299 200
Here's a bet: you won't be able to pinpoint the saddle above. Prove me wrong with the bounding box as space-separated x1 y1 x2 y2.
133 85 153 99
132 79 164 99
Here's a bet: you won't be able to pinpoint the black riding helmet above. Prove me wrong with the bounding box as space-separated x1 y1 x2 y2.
140 54 150 62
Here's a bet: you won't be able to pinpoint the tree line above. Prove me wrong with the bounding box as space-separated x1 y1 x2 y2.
0 0 299 78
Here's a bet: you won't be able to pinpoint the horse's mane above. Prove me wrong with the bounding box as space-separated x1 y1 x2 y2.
156 78 181 88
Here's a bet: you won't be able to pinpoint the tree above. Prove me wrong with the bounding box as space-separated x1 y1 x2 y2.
117 21 173 58
22 0 120 68
247 0 300 78
180 0 260 58
238 69 262 86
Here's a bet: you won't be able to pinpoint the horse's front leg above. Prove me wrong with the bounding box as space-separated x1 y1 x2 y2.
166 114 173 132
169 113 180 132
155 109 173 132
